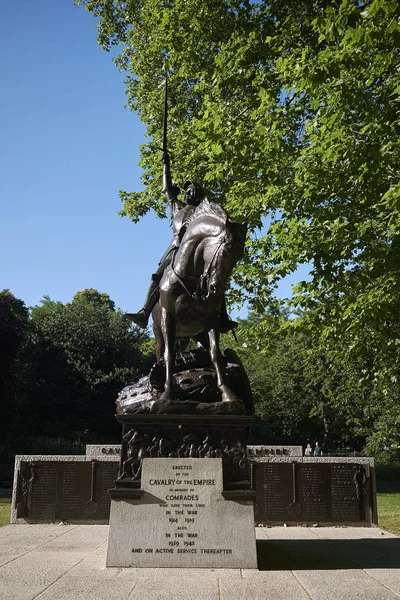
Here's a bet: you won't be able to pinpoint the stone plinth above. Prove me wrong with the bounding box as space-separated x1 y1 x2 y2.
114 413 253 493
107 458 257 568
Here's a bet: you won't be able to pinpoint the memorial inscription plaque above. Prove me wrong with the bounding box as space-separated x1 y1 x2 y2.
24 461 57 521
301 464 330 521
262 463 293 521
331 464 360 522
252 459 376 525
13 457 119 523
107 458 257 568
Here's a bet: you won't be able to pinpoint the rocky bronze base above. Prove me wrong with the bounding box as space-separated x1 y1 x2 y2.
116 347 253 416
111 413 253 495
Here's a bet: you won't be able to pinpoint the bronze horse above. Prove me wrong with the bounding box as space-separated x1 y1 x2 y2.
152 198 247 404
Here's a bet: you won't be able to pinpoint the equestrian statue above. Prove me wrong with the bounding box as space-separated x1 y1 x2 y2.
126 77 249 409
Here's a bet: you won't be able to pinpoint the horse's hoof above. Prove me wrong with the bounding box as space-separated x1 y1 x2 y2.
220 386 240 403
160 391 174 403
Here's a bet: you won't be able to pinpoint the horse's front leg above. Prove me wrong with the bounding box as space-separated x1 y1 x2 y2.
208 328 240 403
153 323 165 362
160 306 176 402
152 305 164 361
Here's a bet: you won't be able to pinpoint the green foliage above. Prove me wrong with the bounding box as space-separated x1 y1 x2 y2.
30 292 146 389
1 290 153 450
0 290 30 431
376 460 400 484
73 288 116 311
0 290 29 382
227 311 349 446
75 0 400 336
248 417 288 446
73 1 400 453
227 308 399 452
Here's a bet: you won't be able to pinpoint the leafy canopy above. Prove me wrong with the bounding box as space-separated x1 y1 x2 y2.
2 290 153 443
231 309 400 456
75 0 400 339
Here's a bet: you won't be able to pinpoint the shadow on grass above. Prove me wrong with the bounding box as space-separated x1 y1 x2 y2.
256 538 400 571
377 483 400 494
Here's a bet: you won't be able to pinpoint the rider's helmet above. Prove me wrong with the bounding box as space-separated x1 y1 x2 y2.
182 180 204 206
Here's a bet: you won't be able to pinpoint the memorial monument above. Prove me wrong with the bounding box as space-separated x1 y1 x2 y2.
8 82 378 551
106 77 257 568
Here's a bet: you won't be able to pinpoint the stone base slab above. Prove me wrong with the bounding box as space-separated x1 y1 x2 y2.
107 458 257 568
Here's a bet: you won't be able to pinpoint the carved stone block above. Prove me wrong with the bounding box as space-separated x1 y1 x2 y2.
111 414 254 495
107 458 257 568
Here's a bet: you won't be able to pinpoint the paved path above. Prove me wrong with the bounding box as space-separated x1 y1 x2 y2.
0 524 399 600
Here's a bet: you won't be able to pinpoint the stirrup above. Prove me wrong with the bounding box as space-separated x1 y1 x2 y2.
126 310 149 329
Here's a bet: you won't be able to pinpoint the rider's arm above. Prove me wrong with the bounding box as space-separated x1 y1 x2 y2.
161 151 180 211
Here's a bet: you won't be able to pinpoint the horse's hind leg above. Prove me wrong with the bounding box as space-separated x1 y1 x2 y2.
208 328 241 403
160 306 176 402
153 323 165 361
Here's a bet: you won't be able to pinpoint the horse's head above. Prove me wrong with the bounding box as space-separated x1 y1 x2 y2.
203 219 247 301
175 199 247 305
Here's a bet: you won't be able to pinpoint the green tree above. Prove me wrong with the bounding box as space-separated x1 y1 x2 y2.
75 0 400 453
75 0 400 336
229 310 399 453
0 290 29 387
8 290 153 443
0 290 30 437
229 312 352 447
326 319 400 459
73 288 116 311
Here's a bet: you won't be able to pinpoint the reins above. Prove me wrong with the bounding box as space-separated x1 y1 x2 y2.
171 235 226 302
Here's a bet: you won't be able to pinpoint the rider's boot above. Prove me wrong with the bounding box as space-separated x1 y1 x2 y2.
219 296 238 334
127 275 160 329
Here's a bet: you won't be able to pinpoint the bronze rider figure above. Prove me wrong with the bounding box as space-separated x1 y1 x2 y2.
128 151 238 333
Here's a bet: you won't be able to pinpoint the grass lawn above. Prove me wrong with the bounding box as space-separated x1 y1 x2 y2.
377 490 400 536
0 498 11 527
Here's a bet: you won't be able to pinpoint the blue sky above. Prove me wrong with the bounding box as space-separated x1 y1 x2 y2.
1 0 306 318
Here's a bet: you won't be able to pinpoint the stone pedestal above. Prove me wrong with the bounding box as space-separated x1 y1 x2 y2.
107 458 257 568
107 412 257 568
112 413 253 493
